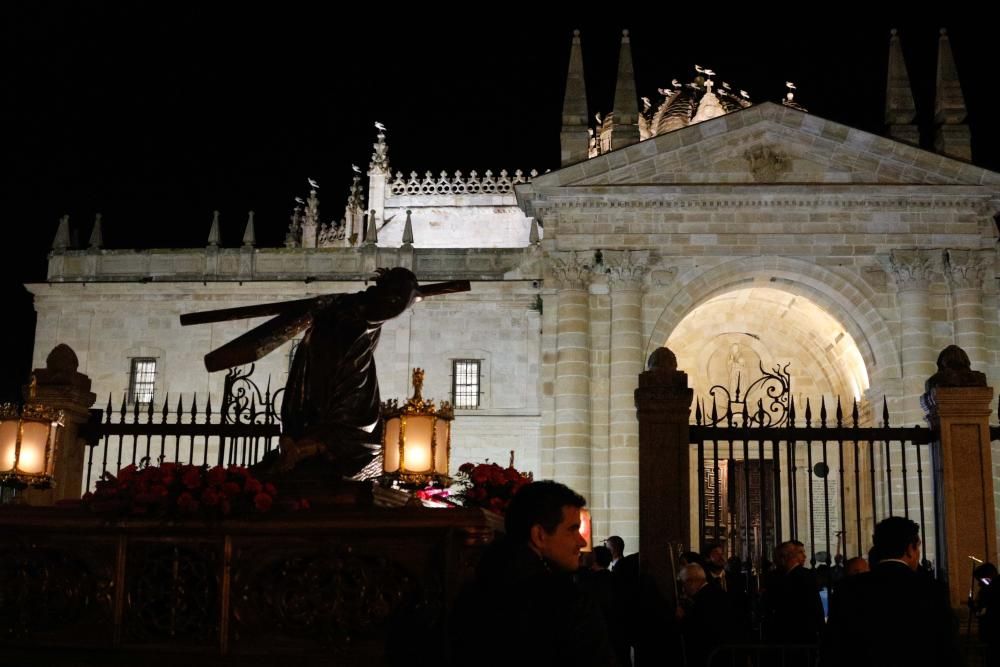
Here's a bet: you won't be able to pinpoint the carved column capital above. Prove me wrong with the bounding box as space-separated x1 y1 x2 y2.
547 251 594 290
605 250 649 291
887 248 938 291
944 249 992 291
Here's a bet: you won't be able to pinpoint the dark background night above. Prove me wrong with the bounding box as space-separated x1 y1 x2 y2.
2 6 997 402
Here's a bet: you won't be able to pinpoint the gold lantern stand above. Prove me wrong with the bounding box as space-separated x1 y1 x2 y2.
0 376 64 496
381 368 454 489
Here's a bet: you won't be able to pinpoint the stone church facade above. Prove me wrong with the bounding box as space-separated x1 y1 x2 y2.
30 30 1000 552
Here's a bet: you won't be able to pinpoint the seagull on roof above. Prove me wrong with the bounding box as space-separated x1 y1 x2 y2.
307 178 319 189
641 96 651 110
740 90 750 99
722 82 732 90
351 164 361 174
375 121 386 131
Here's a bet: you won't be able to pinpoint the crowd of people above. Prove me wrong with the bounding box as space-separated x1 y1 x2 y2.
452 479 995 667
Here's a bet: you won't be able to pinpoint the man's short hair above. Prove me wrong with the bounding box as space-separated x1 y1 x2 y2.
872 516 920 559
592 545 613 568
680 551 704 567
504 480 586 544
679 562 706 584
974 563 998 580
701 541 723 558
605 536 625 555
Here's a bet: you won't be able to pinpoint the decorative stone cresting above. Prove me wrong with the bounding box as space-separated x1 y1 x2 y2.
389 169 537 196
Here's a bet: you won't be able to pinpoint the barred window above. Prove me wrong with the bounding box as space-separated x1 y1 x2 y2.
452 360 481 409
129 358 157 405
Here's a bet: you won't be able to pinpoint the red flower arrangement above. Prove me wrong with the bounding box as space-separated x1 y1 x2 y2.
453 460 532 515
82 458 305 518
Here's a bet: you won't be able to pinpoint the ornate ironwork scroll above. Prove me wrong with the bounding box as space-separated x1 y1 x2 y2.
700 361 791 427
221 364 284 425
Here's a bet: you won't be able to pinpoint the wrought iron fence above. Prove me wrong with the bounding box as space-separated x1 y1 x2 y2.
691 392 937 571
81 366 283 491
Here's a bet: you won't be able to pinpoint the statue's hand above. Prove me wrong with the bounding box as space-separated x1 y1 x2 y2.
277 436 325 472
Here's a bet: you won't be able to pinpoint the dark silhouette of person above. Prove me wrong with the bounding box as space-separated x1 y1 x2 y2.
580 546 628 666
822 516 961 667
451 481 620 666
973 562 1000 666
761 540 824 645
605 535 625 571
701 542 750 634
677 562 736 667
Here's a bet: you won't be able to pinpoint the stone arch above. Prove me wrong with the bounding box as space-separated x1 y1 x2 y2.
645 256 899 384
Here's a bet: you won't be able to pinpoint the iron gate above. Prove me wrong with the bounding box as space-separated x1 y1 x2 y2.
689 363 937 570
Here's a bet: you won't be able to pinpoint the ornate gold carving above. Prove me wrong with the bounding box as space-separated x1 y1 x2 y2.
230 545 426 648
126 543 219 642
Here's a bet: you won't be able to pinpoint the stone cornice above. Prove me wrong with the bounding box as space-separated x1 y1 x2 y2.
45 247 540 283
530 191 997 213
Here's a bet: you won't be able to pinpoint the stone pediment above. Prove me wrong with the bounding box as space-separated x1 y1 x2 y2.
533 102 1000 189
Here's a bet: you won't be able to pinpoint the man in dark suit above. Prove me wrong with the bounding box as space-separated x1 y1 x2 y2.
451 481 620 666
677 563 735 667
761 540 824 645
822 516 961 667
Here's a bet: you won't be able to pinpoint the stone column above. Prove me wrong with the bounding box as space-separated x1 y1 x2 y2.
607 250 647 549
635 347 693 613
23 344 97 505
888 249 938 426
550 253 593 499
944 249 991 371
922 345 996 610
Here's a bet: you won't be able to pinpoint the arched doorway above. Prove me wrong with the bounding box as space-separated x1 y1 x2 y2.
666 286 869 407
663 286 910 568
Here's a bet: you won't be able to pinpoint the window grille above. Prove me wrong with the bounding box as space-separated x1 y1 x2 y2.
452 359 481 409
129 358 157 405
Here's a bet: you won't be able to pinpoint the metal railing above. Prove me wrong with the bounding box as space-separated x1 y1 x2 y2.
81 366 282 491
691 392 937 568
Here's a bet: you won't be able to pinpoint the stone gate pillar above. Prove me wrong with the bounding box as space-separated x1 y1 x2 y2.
922 345 996 609
23 344 97 505
635 347 693 612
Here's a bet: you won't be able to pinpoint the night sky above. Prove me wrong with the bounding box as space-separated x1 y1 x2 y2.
2 7 998 401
